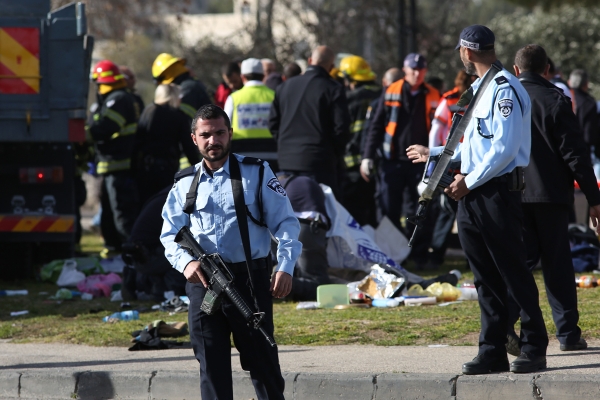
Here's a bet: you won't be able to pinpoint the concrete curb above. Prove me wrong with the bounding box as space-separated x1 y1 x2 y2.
3 370 600 399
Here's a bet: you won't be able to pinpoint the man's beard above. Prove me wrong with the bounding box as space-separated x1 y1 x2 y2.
463 60 477 76
200 141 231 162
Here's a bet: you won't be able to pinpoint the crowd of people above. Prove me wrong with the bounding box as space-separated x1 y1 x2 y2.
82 23 600 398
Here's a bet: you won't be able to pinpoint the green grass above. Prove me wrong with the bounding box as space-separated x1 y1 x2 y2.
1 232 600 347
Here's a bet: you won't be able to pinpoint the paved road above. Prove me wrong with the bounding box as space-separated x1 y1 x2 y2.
1 339 600 399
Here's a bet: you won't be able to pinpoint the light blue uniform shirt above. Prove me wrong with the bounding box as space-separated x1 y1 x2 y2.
430 67 531 190
160 154 302 276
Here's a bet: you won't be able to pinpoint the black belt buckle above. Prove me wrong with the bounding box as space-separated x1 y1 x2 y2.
508 167 526 191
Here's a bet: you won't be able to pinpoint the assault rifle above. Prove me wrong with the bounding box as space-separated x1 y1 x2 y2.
175 226 276 347
406 61 503 247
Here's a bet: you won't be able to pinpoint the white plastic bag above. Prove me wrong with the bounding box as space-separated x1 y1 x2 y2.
56 259 86 287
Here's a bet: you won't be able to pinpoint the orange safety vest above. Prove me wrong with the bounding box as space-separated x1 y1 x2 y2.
383 79 440 158
436 87 462 145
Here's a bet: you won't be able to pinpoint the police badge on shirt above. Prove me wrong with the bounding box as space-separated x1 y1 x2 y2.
497 98 513 118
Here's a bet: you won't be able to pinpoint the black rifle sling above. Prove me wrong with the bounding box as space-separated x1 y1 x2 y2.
229 153 262 314
421 60 503 201
183 168 202 216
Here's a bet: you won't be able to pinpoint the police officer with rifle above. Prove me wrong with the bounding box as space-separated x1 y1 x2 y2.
407 25 548 375
160 104 301 400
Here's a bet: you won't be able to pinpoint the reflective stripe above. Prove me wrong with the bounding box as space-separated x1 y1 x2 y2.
231 85 275 140
109 123 138 140
179 156 191 170
180 102 197 118
344 154 361 168
103 108 126 128
93 113 100 121
97 159 131 174
350 119 364 133
383 79 440 159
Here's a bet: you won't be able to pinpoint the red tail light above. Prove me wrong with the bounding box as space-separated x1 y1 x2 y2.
19 167 64 184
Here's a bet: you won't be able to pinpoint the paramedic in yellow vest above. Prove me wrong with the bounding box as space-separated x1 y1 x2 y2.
361 53 440 269
224 58 278 170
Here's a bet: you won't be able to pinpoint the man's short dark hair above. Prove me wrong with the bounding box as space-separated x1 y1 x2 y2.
243 73 264 82
514 44 548 75
283 62 301 79
191 104 231 133
221 61 241 77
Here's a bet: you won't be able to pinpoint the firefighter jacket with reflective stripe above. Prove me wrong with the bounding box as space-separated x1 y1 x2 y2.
89 89 140 175
382 79 440 159
344 83 381 169
173 72 212 119
231 84 275 140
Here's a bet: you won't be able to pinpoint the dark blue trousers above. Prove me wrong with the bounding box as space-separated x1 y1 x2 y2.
100 171 139 251
457 178 548 357
377 159 432 263
507 203 581 345
186 262 284 400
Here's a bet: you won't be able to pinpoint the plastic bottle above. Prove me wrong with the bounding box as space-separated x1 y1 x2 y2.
372 298 400 307
102 310 139 322
0 290 28 296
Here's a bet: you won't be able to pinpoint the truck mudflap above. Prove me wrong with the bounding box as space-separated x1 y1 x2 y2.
0 214 74 233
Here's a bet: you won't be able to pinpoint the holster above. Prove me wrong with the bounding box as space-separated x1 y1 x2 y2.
508 167 526 191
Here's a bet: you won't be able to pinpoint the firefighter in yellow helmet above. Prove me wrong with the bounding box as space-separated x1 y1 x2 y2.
88 60 140 256
152 53 211 120
337 55 381 226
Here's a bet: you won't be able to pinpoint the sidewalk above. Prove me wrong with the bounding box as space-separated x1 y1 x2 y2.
1 339 599 399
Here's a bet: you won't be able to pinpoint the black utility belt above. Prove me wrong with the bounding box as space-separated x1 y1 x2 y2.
226 257 269 274
485 167 526 191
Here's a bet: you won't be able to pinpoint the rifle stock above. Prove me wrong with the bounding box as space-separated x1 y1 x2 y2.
175 226 277 347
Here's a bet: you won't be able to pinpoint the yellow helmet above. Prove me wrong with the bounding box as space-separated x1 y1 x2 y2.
338 55 376 82
330 67 341 79
152 53 185 80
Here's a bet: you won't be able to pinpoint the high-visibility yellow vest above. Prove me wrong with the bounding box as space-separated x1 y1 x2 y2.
231 84 275 140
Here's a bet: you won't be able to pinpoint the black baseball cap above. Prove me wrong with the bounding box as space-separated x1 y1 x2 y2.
455 25 495 51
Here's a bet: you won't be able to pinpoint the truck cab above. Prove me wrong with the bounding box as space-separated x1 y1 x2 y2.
0 0 93 277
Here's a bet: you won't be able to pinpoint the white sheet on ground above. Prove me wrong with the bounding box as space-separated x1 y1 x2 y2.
321 184 412 275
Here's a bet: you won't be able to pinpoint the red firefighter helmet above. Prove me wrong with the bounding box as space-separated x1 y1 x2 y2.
91 60 124 84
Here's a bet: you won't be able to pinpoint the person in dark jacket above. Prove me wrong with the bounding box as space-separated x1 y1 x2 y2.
132 84 200 206
569 69 600 159
268 45 351 198
361 54 440 268
122 186 187 301
89 60 141 255
507 44 600 354
278 174 332 301
337 55 381 226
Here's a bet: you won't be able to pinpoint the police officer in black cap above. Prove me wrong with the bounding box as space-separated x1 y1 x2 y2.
407 25 548 374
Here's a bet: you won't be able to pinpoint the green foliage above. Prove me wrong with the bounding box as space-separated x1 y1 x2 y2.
489 5 600 98
503 0 600 10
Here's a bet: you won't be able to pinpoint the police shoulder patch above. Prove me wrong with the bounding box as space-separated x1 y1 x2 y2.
495 76 509 85
497 98 514 118
267 177 286 196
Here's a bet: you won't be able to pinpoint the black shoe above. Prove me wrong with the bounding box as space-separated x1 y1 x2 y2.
510 352 546 373
560 338 588 351
462 354 509 375
506 333 520 357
